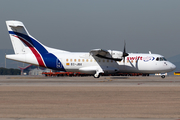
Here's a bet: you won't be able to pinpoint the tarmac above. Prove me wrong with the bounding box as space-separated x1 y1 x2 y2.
0 75 180 120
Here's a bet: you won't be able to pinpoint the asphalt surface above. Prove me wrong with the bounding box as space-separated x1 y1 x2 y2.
1 75 180 86
0 75 180 120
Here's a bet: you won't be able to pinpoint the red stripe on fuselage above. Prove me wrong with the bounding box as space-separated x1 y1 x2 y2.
14 35 46 67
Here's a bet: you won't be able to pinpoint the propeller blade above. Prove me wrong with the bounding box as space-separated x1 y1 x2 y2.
122 41 129 57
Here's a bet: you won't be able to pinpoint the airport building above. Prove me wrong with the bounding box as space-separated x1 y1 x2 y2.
19 65 50 75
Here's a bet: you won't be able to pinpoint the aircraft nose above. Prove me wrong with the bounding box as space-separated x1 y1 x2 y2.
170 63 176 71
172 64 176 70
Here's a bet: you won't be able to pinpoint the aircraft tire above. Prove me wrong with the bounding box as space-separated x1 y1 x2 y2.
93 74 100 78
161 75 165 79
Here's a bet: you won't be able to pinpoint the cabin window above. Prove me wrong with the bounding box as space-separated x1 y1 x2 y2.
90 59 92 62
66 59 68 62
70 59 72 62
78 59 81 62
74 59 76 62
82 59 84 62
86 59 88 62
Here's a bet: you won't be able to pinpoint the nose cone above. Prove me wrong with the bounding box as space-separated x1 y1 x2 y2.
163 61 176 73
170 63 176 71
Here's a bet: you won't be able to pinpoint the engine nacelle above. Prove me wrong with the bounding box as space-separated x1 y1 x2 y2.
109 50 123 59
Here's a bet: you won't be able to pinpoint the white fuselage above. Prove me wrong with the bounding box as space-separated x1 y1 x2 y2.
6 51 176 75
51 52 176 74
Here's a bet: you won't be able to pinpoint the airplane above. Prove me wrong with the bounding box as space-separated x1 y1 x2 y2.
5 20 176 78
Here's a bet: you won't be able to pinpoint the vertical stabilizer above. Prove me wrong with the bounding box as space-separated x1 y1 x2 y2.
6 20 49 67
6 20 47 54
6 21 29 54
6 20 65 70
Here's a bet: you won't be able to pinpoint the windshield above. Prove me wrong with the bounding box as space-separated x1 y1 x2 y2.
156 57 167 61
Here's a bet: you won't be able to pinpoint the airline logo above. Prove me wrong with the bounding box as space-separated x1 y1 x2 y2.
143 56 155 62
127 56 155 62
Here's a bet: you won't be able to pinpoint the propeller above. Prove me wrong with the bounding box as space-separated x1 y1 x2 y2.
121 41 139 70
122 41 129 61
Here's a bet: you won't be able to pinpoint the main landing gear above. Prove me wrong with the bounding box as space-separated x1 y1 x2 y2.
161 75 165 79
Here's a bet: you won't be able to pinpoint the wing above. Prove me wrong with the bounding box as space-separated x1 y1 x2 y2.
90 49 123 61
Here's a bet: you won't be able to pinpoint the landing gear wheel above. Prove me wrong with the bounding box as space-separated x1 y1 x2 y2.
161 75 165 79
94 74 100 78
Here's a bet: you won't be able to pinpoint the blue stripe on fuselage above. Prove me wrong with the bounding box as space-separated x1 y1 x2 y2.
9 31 65 71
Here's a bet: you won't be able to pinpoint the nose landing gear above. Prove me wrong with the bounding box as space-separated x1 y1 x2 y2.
93 73 100 78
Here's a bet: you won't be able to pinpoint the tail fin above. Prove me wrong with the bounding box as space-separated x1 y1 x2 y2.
6 20 66 70
6 20 48 54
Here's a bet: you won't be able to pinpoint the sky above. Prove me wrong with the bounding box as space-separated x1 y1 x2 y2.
0 0 180 58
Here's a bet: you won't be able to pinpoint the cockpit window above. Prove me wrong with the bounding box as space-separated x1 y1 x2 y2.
156 57 167 61
160 57 163 61
163 57 167 61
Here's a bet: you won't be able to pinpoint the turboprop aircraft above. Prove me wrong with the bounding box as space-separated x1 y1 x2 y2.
5 20 176 78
